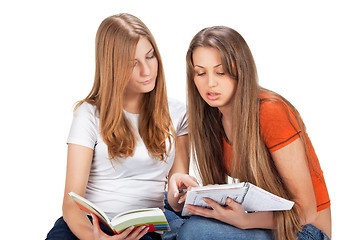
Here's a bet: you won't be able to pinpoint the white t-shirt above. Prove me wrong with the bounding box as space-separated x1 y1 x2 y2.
67 98 187 219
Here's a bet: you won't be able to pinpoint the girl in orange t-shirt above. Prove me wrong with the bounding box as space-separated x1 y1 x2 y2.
180 26 331 240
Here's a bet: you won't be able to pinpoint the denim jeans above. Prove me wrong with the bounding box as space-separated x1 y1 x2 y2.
163 193 329 240
162 193 273 240
45 216 161 240
297 224 330 240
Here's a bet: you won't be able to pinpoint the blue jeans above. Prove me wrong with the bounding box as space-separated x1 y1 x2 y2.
163 193 329 240
166 215 330 240
163 193 273 240
46 216 161 240
297 224 330 240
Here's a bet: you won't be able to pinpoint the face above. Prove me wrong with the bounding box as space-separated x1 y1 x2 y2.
126 37 158 95
192 47 236 110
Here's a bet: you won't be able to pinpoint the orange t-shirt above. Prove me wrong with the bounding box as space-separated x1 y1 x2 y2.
223 93 330 211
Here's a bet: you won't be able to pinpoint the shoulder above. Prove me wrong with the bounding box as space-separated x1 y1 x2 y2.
73 101 98 119
167 97 187 120
259 91 301 152
259 91 296 122
167 98 188 135
167 97 186 113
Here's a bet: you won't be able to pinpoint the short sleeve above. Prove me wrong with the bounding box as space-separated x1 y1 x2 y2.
168 98 188 136
67 102 98 149
260 99 301 152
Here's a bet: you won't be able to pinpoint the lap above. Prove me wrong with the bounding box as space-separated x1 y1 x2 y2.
297 224 330 240
177 216 273 240
46 216 161 240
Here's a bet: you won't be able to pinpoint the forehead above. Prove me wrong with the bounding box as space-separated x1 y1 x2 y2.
134 37 153 56
192 47 222 67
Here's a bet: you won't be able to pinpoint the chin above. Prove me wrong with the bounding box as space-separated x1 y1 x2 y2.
143 83 156 93
205 101 223 108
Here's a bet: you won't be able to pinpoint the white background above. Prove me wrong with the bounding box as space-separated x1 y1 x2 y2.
1 0 359 239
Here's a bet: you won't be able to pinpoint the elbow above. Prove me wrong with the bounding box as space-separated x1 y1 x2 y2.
62 202 70 223
169 202 184 212
304 207 318 225
299 202 317 225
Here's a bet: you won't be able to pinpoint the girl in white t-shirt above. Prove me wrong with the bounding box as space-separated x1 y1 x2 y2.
46 13 198 240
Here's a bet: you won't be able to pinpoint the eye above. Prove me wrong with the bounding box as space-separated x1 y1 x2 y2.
196 72 205 76
217 72 225 76
146 51 156 60
146 54 155 60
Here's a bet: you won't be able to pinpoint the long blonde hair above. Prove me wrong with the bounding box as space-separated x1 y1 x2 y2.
186 26 305 240
77 13 173 162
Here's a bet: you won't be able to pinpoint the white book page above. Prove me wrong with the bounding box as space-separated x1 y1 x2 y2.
242 183 294 212
182 183 247 216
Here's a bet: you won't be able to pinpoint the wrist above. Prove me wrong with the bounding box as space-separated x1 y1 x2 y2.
236 212 251 229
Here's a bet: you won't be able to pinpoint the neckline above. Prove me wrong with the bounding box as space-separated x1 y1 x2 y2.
123 109 140 117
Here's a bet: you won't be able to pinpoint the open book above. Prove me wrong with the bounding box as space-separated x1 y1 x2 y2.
182 182 294 216
69 192 170 234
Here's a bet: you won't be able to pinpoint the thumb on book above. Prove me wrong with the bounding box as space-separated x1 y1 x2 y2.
226 198 241 210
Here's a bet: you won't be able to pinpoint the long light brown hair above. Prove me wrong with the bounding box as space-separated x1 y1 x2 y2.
186 26 308 240
77 13 174 162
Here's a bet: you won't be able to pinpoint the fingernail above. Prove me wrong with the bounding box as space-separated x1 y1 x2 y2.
145 227 150 232
227 198 232 203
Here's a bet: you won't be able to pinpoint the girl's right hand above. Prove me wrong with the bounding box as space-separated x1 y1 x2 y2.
168 173 199 204
92 214 149 240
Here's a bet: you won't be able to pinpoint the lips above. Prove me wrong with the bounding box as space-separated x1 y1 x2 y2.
141 79 152 85
206 92 220 100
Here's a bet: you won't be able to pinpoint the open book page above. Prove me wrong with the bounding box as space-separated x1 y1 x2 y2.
242 183 294 212
182 182 294 216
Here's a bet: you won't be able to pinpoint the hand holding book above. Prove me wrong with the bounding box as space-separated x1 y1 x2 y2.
182 182 294 229
68 192 170 234
91 213 149 239
182 182 294 216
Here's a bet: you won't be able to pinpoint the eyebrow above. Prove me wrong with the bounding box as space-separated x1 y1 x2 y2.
194 63 222 68
146 48 154 54
134 48 154 61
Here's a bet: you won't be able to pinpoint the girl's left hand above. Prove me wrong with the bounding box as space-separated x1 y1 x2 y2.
185 197 250 229
92 214 149 240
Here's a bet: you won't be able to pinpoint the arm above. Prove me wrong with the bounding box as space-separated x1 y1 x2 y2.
271 137 317 225
62 144 146 240
167 135 199 212
185 138 317 229
62 143 95 239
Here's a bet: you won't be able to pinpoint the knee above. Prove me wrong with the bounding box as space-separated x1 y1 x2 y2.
46 217 77 240
177 216 273 240
177 216 221 240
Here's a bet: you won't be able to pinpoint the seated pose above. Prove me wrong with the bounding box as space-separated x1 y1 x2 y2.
46 13 196 240
175 26 331 240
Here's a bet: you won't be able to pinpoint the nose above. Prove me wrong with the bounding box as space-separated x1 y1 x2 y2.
208 74 217 87
140 62 151 76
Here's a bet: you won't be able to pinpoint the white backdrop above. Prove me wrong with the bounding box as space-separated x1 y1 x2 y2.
1 0 359 239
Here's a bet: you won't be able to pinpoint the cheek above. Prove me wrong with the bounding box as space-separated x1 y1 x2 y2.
227 80 237 99
194 79 203 94
152 59 159 74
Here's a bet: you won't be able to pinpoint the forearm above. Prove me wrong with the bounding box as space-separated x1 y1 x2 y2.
240 201 316 230
167 173 187 212
241 211 275 229
63 201 94 239
167 134 192 212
